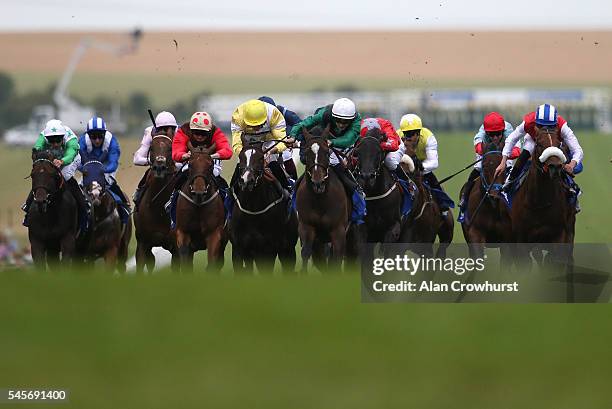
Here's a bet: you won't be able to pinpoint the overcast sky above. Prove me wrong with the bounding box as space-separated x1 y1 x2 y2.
3 0 612 31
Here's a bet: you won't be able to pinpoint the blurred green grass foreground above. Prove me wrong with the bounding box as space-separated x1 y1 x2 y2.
1 271 612 408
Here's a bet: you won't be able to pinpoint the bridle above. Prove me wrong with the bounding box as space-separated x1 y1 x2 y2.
534 126 562 175
30 158 64 203
352 136 383 180
149 134 174 171
305 137 330 182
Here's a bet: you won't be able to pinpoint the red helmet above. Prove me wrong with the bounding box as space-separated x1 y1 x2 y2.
483 112 505 132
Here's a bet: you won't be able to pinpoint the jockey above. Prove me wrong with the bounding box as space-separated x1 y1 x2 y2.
495 104 584 193
360 117 401 154
258 96 302 180
78 116 130 224
388 113 452 217
457 112 520 221
290 97 366 223
22 119 89 229
166 111 232 225
132 111 179 210
230 99 291 197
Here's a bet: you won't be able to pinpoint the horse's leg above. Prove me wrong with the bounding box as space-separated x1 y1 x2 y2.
436 210 454 259
176 229 193 274
298 223 316 274
59 233 76 272
117 222 131 275
47 245 61 272
135 241 149 274
170 250 180 274
206 227 224 274
329 225 347 273
104 245 119 273
232 246 248 275
30 239 46 272
278 243 297 275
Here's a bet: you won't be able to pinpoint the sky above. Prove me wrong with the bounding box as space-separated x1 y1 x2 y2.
3 0 612 31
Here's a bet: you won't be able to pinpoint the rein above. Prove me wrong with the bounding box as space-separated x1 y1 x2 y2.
232 190 284 215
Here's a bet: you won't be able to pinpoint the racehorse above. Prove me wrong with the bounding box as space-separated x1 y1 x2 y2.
133 128 179 273
398 140 454 258
27 149 79 271
351 128 402 245
509 125 575 264
175 141 227 273
295 126 352 272
229 141 298 274
79 157 132 273
460 141 514 262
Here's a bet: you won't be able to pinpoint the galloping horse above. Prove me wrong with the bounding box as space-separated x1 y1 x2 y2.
460 141 513 261
510 126 576 263
398 141 454 258
351 128 402 244
79 157 132 272
27 150 79 271
296 126 351 272
175 142 227 273
133 128 178 273
229 141 298 274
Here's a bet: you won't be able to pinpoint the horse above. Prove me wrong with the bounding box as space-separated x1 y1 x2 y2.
79 157 132 272
398 141 454 258
229 141 298 274
133 128 179 273
509 126 576 265
460 141 514 262
295 126 352 272
351 128 402 245
175 141 227 273
26 149 79 271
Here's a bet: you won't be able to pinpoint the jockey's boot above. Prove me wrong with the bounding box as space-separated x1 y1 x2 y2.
458 168 480 214
268 160 291 199
21 192 34 227
283 158 298 181
423 172 450 218
132 169 150 212
66 177 90 232
331 164 367 224
164 170 188 226
502 149 530 193
109 183 131 224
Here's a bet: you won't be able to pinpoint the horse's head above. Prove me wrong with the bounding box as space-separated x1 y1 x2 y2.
81 160 107 206
481 142 504 199
30 151 63 213
187 141 215 204
150 128 175 178
303 126 331 194
533 124 565 179
238 142 264 191
354 128 384 190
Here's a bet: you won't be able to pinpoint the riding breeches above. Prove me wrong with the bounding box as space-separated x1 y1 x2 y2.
61 154 81 181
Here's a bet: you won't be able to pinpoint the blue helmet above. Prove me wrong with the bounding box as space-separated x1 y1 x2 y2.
258 96 276 106
87 116 107 132
535 104 558 126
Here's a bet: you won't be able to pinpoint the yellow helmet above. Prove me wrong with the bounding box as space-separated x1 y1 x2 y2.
243 99 268 126
399 114 423 132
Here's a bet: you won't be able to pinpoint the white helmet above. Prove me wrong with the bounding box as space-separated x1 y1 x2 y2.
331 98 356 120
155 111 178 128
43 119 66 137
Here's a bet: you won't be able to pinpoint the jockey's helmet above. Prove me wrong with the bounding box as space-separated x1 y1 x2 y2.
190 112 213 131
535 104 558 126
244 100 268 127
155 111 178 128
87 116 107 133
483 112 505 132
43 119 66 143
331 98 356 120
399 114 422 132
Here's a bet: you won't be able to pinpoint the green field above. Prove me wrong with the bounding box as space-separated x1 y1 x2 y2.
1 131 611 408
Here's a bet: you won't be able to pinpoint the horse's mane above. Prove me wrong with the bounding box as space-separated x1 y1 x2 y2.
32 149 57 162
